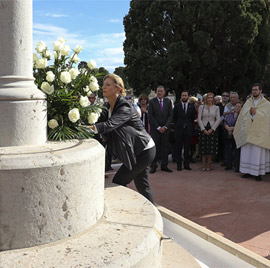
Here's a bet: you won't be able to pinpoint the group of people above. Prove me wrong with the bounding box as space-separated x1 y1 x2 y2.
137 83 270 183
88 74 270 206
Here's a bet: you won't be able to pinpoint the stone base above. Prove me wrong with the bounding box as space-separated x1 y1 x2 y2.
0 139 105 250
1 183 163 268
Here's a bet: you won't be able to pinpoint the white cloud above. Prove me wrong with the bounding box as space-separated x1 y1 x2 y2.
109 19 121 23
33 23 125 72
45 13 68 18
33 23 86 48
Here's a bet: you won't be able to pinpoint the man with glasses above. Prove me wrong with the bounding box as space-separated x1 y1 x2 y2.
234 83 270 181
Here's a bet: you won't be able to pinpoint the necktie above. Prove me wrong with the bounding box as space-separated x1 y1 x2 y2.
160 99 163 112
184 103 186 114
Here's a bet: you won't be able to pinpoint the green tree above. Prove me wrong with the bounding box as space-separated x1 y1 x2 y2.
124 0 270 101
114 66 130 89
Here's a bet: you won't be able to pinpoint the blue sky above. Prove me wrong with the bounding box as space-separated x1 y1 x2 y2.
33 0 131 72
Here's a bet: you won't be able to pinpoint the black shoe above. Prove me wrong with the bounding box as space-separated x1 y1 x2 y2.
161 167 173 172
184 166 192 170
255 176 262 181
177 163 182 171
225 167 232 170
221 162 226 167
150 168 156 174
190 159 195 163
241 174 252 178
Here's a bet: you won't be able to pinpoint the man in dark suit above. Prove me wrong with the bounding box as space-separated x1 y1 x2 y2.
173 91 196 171
148 85 173 173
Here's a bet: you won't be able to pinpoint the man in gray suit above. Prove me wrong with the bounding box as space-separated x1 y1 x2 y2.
148 85 173 173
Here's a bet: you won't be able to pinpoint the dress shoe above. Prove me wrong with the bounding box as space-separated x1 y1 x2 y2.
221 162 226 167
241 174 252 178
225 167 232 170
177 164 182 171
150 168 156 174
184 166 192 170
255 175 262 181
161 167 173 172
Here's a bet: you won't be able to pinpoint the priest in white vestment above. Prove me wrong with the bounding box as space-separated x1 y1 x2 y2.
234 83 270 181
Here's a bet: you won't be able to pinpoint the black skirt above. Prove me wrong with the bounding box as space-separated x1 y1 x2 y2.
199 122 218 155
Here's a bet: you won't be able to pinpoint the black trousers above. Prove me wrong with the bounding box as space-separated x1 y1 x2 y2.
113 146 156 204
224 137 240 170
175 129 192 167
150 129 170 168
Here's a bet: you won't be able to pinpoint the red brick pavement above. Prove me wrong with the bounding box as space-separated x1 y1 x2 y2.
106 159 270 259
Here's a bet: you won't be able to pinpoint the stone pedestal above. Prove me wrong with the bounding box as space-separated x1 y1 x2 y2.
0 140 105 251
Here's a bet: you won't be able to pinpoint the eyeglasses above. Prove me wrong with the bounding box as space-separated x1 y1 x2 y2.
222 95 229 97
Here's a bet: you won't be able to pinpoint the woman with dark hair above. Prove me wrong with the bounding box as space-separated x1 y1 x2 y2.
198 92 220 171
138 94 150 133
89 74 155 204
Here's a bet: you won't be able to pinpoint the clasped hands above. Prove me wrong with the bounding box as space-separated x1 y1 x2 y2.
250 107 256 116
203 129 214 136
159 126 167 133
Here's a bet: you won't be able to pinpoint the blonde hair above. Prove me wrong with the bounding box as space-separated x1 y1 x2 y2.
103 73 126 97
188 96 198 104
206 92 214 105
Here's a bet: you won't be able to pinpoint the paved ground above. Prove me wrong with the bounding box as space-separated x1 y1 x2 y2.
106 159 270 259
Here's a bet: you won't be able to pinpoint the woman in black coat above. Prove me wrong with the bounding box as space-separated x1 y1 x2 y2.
90 74 155 204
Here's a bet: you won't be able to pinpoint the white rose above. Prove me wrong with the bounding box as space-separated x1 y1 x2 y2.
36 41 46 53
87 90 92 96
89 75 98 83
57 37 66 43
90 81 99 92
79 96 90 107
53 40 64 51
74 45 83 53
33 53 38 63
97 108 102 115
68 108 80 123
69 68 79 80
88 112 99 124
46 71 55 82
48 119 59 129
83 85 90 93
36 58 48 69
60 45 71 56
87 60 96 70
60 71 72 84
71 54 80 63
53 51 62 59
41 82 54 95
44 50 51 59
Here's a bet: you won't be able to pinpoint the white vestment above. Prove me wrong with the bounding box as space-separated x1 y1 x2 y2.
240 143 270 176
239 98 270 176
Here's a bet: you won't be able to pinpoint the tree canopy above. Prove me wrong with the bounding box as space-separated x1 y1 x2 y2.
123 0 270 100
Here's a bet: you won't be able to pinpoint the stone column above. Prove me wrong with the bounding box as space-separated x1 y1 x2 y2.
0 0 46 147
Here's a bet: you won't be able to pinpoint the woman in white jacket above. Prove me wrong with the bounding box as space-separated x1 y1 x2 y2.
198 92 220 171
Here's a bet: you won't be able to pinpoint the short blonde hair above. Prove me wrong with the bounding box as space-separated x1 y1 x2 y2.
103 73 126 97
188 96 198 104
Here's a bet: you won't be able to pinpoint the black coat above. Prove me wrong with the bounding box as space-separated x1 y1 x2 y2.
173 102 196 136
148 97 173 132
95 96 151 170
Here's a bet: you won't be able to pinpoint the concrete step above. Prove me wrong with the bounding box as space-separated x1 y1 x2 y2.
162 239 201 268
1 183 163 268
